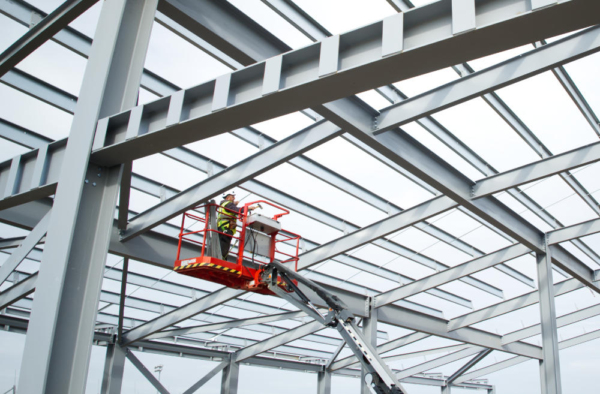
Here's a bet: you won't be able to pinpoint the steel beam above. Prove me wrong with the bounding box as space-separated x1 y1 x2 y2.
233 320 323 362
0 0 98 77
537 249 562 394
447 278 585 332
16 1 158 393
158 0 289 66
503 303 600 345
455 329 600 384
121 286 244 346
125 349 170 394
182 360 228 394
220 360 240 394
100 344 127 394
90 0 600 167
146 311 306 340
261 0 330 42
121 120 342 240
374 244 530 308
330 332 429 371
361 300 378 394
446 349 492 384
547 218 600 245
374 25 600 133
396 347 485 380
550 245 600 293
0 271 36 310
452 62 600 218
0 209 49 284
297 196 458 270
317 370 332 394
534 41 600 137
471 140 600 199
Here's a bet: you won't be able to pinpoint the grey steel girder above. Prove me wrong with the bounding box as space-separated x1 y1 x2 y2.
471 140 600 199
534 40 600 137
447 278 587 332
0 209 49 284
0 271 37 310
446 349 493 385
373 25 600 133
452 62 600 217
0 0 180 100
0 0 99 77
232 320 324 362
120 120 343 240
145 311 307 341
89 0 600 167
121 286 244 346
454 329 600 384
547 218 600 245
329 332 430 371
15 1 158 392
373 244 531 308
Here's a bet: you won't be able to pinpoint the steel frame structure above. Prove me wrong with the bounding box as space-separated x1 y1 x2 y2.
0 0 600 393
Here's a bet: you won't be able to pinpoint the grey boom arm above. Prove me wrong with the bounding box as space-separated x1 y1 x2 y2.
264 261 406 394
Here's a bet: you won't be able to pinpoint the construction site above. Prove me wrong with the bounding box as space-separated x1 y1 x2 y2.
1 0 600 393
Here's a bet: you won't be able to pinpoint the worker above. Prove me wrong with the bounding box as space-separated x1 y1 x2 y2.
217 192 257 259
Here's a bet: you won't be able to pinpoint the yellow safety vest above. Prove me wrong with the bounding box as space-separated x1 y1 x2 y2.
217 200 237 233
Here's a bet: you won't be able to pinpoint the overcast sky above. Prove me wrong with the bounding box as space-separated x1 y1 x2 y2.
1 0 600 393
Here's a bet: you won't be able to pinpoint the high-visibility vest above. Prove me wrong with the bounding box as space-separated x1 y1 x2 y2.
217 200 237 232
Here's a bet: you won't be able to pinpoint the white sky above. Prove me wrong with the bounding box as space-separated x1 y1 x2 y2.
0 0 599 393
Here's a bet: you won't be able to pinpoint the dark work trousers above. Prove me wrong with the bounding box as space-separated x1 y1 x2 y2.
219 226 235 259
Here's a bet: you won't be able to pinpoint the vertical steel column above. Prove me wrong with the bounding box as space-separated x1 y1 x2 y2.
317 370 332 394
16 0 158 393
361 298 378 394
100 344 127 394
537 246 562 394
221 361 240 394
442 385 451 394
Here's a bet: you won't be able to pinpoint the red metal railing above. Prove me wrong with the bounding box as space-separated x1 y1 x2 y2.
176 200 301 273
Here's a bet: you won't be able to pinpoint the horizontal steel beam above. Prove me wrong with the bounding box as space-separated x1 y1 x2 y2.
374 244 530 308
146 311 306 340
374 25 600 133
547 218 600 245
472 140 600 199
90 0 600 167
454 329 600 384
550 245 600 294
329 332 429 371
233 320 323 362
0 0 98 77
447 278 585 332
120 286 244 346
121 120 342 240
0 271 37 310
297 196 458 270
0 209 49 284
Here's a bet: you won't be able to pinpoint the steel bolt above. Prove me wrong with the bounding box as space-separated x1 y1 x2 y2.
92 182 96 186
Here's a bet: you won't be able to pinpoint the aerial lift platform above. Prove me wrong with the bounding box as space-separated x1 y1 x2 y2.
174 200 406 394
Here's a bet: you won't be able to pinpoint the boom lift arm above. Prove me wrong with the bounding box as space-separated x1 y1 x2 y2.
263 261 407 394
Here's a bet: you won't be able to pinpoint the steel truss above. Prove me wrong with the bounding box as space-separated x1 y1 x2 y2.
0 0 600 393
